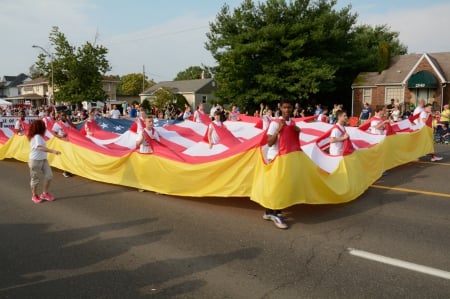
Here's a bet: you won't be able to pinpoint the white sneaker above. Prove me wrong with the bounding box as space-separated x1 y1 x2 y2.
431 156 443 162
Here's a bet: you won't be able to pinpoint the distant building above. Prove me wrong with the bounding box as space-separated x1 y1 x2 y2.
0 73 30 98
140 78 217 109
102 76 120 103
352 52 450 116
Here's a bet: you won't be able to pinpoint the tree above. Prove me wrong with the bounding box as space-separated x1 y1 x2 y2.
206 0 356 108
35 26 111 104
206 0 407 109
174 65 212 81
351 24 407 72
153 87 175 109
118 73 155 95
29 64 42 79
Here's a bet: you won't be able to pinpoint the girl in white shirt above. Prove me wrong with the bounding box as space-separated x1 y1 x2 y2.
136 117 160 154
27 120 61 203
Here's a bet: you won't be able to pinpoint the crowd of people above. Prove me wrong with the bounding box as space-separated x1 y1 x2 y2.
3 96 446 230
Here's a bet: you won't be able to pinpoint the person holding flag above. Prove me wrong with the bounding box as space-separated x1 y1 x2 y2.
420 104 443 162
330 110 350 155
193 103 210 124
263 98 301 229
52 111 76 177
14 110 29 135
136 117 160 154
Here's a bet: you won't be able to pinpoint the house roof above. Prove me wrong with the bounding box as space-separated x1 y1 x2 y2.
352 52 450 87
2 73 30 87
18 77 48 86
141 78 215 95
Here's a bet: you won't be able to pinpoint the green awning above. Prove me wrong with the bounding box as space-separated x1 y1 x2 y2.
408 70 438 88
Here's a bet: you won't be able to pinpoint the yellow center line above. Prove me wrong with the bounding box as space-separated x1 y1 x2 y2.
370 185 450 198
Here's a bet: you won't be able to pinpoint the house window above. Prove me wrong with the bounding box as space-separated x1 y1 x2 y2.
385 87 403 104
24 86 33 92
363 88 372 104
202 95 207 103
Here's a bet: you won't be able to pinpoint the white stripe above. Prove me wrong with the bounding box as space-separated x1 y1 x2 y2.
348 248 450 280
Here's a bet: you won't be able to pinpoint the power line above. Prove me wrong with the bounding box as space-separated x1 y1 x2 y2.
105 25 209 46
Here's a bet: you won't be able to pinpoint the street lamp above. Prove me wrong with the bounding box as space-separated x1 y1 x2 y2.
32 45 54 106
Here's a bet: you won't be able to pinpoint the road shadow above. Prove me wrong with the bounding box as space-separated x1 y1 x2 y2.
0 247 261 298
0 218 168 290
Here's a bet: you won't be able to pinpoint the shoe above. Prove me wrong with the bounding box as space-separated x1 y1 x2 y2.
262 210 273 221
32 195 42 204
63 171 72 178
431 156 443 162
271 213 288 229
40 193 55 201
138 189 145 192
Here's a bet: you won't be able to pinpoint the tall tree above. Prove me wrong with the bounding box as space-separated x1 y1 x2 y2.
174 65 212 81
118 73 155 95
206 0 407 109
35 26 111 104
206 0 356 108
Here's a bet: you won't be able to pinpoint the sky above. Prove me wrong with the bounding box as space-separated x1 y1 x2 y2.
1 0 450 82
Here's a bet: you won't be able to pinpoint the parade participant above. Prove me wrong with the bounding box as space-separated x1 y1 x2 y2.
84 110 97 136
228 105 240 121
183 105 192 120
193 103 210 124
136 107 147 134
261 108 273 130
52 112 75 177
413 99 426 124
329 110 350 155
420 104 443 162
264 98 301 229
26 119 61 203
136 117 160 154
208 110 223 148
369 107 389 135
14 110 29 135
359 102 372 125
440 104 450 126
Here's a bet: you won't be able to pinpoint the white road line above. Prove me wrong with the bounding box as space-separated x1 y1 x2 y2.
348 248 450 280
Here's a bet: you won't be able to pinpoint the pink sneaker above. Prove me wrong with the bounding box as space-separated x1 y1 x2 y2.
32 195 42 204
40 193 55 201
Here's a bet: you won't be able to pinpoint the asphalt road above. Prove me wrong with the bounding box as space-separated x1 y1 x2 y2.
1 144 450 299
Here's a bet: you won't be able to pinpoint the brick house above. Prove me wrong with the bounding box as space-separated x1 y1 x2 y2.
351 53 450 116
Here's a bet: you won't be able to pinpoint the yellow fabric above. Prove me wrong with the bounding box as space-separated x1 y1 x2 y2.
0 127 434 209
251 127 434 209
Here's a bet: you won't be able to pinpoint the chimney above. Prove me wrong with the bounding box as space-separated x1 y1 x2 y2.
201 70 205 79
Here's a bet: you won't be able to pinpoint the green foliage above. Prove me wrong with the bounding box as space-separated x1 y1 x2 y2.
152 87 175 108
28 64 42 79
118 73 155 95
206 0 407 109
141 99 151 113
174 65 212 81
352 24 407 72
35 26 111 104
377 42 391 73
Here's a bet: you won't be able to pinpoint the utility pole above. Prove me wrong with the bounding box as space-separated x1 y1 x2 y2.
142 65 146 93
32 45 54 106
